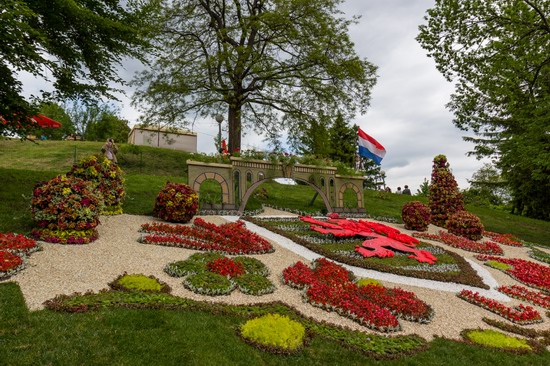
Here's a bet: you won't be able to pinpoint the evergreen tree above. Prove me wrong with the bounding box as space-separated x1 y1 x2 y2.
328 115 357 166
428 155 464 227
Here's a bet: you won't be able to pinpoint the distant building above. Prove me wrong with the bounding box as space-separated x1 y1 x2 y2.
128 124 197 152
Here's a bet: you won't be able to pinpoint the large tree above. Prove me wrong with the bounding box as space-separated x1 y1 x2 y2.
133 0 377 153
0 0 157 137
417 0 550 220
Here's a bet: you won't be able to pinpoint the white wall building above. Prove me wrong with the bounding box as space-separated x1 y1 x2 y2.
128 125 197 152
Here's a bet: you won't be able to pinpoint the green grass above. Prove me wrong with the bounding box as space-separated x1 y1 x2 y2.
1 282 548 365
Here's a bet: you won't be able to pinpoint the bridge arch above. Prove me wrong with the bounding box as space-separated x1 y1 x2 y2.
337 182 364 209
238 178 333 214
192 172 230 204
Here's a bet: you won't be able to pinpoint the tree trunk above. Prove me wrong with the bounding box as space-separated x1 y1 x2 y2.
228 105 242 154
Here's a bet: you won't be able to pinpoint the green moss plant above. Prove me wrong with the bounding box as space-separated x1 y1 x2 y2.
240 314 306 353
356 278 383 287
108 273 171 293
486 260 513 271
462 329 532 352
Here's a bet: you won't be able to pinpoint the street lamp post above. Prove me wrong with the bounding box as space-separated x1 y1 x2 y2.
215 114 224 153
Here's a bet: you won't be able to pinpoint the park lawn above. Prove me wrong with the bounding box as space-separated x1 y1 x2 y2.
1 282 549 366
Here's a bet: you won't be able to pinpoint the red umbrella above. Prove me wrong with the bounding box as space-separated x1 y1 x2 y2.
32 114 62 128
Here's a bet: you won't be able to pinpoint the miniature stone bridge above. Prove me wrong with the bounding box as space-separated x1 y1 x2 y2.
187 157 366 214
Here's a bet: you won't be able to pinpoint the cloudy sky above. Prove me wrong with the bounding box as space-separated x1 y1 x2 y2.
21 0 487 193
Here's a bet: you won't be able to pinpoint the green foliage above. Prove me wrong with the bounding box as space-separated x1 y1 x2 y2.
328 115 357 166
486 261 513 271
446 211 484 241
109 273 170 293
417 0 550 221
133 0 377 153
528 246 550 264
183 272 235 296
233 256 270 277
233 274 276 296
463 329 532 351
0 0 158 137
35 102 75 140
463 164 511 207
429 155 465 227
416 178 430 197
402 201 431 231
356 278 383 287
84 111 130 143
240 314 306 352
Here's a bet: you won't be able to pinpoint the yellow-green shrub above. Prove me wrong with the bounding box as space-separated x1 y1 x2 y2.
240 314 305 352
464 329 531 351
356 278 383 287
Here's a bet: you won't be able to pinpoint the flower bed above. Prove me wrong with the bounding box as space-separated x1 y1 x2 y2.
139 218 274 255
153 182 198 223
498 285 550 310
282 258 434 332
476 255 550 294
413 231 503 255
165 252 275 296
67 155 125 214
31 175 102 244
0 232 40 255
457 290 542 325
248 217 488 289
0 250 25 280
483 231 523 247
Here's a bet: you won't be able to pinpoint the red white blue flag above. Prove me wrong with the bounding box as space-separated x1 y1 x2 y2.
357 128 386 165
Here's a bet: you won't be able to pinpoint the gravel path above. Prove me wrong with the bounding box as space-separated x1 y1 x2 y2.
11 212 550 341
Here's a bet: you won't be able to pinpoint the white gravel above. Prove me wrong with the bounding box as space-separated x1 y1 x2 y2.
10 211 550 341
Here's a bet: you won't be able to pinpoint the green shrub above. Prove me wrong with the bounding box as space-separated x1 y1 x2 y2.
401 201 431 231
240 314 306 352
463 329 532 351
154 182 199 223
446 211 484 240
233 274 275 296
356 278 383 287
109 273 171 293
428 155 465 227
233 256 270 276
164 260 206 277
187 252 225 263
486 260 513 271
183 272 235 296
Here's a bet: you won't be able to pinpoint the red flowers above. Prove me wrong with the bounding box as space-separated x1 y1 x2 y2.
282 259 434 332
414 231 503 255
0 232 39 255
154 182 198 223
207 258 245 278
483 231 523 247
457 290 542 324
476 255 550 294
140 218 274 255
0 232 37 279
498 285 550 310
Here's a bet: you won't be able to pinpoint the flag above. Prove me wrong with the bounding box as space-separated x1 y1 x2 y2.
357 128 386 165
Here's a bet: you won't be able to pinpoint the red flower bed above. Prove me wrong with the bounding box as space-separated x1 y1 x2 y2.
476 255 550 294
457 289 542 324
413 231 503 255
483 231 523 247
139 218 274 255
0 233 39 255
207 257 245 278
282 259 434 332
0 250 24 279
498 285 550 310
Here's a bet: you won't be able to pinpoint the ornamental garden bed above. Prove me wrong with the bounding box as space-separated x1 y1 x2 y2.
246 217 487 288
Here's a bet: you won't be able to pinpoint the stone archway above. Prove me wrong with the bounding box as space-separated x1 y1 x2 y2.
238 178 333 214
337 182 364 211
191 172 230 204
